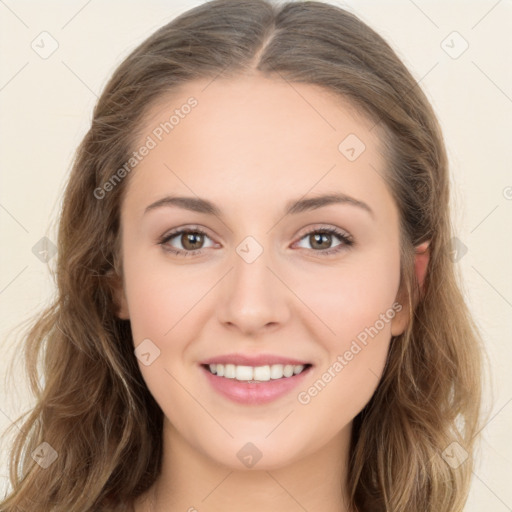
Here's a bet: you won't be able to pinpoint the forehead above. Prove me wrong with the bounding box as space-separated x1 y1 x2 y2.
140 73 383 157
123 74 395 222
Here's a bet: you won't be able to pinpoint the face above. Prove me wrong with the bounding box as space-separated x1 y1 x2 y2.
115 73 410 470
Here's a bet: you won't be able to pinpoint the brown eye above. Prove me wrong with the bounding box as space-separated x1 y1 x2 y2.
295 227 354 256
181 232 205 250
309 232 333 250
159 227 215 256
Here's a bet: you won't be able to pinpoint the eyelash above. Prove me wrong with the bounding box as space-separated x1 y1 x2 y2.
158 225 354 257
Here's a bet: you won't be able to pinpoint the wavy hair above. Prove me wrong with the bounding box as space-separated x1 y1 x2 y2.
1 1 488 510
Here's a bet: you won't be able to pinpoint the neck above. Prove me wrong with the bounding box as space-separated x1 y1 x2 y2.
135 418 355 512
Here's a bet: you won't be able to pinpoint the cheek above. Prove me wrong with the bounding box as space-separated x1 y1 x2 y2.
123 275 171 344
122 254 208 424
288 249 401 344
291 252 400 424
122 246 212 342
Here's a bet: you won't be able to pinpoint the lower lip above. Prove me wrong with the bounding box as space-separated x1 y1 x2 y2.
200 365 312 405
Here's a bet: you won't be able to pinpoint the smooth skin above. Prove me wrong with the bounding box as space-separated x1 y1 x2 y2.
115 73 429 512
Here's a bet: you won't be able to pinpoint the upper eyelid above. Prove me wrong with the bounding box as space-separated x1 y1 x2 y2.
161 225 214 242
296 224 351 239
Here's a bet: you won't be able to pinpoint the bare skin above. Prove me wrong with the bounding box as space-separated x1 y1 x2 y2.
115 73 429 512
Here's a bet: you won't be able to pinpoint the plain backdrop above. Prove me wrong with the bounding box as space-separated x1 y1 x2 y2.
1 0 511 509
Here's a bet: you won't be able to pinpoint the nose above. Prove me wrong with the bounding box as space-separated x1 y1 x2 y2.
216 239 291 336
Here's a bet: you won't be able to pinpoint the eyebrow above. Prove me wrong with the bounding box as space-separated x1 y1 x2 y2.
144 192 374 219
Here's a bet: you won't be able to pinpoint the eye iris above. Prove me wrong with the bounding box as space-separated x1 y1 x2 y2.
311 232 332 250
182 232 204 250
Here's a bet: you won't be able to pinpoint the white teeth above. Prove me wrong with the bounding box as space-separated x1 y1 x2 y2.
283 364 294 377
293 365 305 375
253 365 271 381
235 365 253 381
270 364 283 379
207 363 308 381
224 364 236 379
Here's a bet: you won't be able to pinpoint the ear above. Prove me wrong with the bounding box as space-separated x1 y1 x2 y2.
106 269 130 320
390 241 430 336
414 241 430 292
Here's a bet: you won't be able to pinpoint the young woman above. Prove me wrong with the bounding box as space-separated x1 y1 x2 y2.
0 1 486 510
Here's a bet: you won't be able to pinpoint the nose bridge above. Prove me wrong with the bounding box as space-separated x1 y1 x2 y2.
231 234 277 303
216 233 289 332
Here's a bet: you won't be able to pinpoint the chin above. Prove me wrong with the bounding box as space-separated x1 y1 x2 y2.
197 433 310 472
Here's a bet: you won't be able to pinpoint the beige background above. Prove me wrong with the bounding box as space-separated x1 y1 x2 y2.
1 0 511 508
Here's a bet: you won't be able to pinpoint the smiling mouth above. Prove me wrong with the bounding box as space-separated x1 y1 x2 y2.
202 363 312 382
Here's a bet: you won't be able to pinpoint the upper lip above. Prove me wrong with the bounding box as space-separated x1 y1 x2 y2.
200 353 312 367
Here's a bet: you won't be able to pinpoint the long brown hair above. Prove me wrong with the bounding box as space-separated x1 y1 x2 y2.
1 1 489 510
